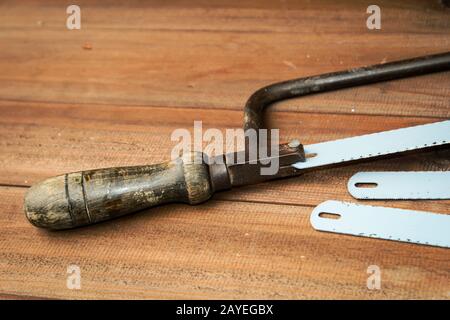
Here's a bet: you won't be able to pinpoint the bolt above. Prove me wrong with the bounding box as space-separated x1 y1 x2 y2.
288 139 301 148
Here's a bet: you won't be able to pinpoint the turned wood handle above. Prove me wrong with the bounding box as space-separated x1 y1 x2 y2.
23 152 213 230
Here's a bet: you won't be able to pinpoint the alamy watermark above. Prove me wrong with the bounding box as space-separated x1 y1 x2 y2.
66 5 81 30
367 265 381 290
171 121 280 175
366 5 381 30
67 264 81 290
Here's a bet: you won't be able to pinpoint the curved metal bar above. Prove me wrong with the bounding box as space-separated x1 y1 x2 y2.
243 52 450 133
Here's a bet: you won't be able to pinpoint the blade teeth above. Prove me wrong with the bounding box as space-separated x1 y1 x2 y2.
293 120 450 170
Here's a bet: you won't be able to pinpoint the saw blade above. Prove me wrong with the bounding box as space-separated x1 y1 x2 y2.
348 171 450 200
310 200 450 248
292 120 450 170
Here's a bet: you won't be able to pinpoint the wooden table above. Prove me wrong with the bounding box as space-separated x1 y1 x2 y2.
0 0 449 299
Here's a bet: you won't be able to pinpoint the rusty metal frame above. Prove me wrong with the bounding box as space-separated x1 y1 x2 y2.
244 52 450 133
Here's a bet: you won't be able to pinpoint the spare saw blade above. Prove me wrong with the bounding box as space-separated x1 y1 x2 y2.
310 200 450 248
292 120 450 170
348 171 450 200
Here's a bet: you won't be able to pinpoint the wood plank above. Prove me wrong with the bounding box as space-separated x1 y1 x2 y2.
0 1 449 117
1 100 449 214
1 186 449 299
1 0 449 301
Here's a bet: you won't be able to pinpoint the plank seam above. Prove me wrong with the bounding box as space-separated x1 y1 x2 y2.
1 25 450 36
0 98 448 120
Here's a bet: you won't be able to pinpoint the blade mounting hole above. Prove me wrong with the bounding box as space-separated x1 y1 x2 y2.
355 182 378 188
318 212 341 220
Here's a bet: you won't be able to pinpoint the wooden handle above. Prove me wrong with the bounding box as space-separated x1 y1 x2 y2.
24 152 213 230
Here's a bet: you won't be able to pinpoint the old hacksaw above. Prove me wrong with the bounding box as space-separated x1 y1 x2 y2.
24 52 450 230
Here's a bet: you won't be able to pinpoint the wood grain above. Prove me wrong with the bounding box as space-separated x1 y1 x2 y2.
0 1 449 116
0 0 449 299
1 187 449 299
